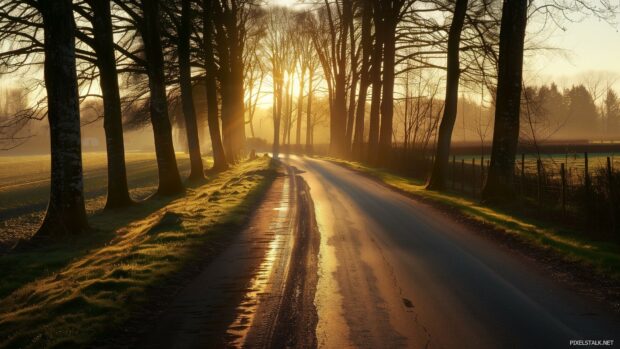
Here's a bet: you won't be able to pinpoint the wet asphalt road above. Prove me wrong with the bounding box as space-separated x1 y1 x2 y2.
281 155 620 349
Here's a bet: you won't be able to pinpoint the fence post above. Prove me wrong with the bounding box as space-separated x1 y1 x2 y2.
521 153 525 196
561 163 566 216
537 159 542 205
472 158 476 195
607 156 616 234
461 159 465 193
452 155 456 190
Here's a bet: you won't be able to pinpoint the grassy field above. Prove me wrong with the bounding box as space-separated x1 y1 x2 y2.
324 157 620 281
0 156 276 348
0 152 210 249
456 152 620 179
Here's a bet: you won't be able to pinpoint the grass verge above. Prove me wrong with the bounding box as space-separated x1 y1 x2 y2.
0 156 276 348
323 157 620 282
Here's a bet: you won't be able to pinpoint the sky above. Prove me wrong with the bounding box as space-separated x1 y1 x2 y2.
526 15 620 89
265 0 620 91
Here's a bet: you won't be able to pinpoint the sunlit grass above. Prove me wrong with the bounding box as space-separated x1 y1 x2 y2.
0 156 276 348
323 157 620 281
0 152 213 246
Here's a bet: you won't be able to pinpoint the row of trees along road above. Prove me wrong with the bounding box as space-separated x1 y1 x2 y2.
0 0 617 239
257 0 615 203
0 0 252 239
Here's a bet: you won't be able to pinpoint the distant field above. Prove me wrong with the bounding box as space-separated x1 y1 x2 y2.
0 152 206 248
456 152 620 178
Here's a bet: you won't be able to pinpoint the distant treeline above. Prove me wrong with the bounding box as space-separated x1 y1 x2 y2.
521 83 620 142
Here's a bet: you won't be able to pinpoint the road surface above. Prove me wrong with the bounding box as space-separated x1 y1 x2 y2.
139 166 318 348
279 155 619 349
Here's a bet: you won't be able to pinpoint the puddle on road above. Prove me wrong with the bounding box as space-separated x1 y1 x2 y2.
225 178 291 348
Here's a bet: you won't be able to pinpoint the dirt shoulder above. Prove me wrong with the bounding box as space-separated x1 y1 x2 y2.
267 174 320 349
124 163 320 349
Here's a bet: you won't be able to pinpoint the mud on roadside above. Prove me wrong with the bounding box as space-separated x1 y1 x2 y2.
267 175 320 349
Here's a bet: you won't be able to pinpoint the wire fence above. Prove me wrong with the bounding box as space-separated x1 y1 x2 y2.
382 148 620 239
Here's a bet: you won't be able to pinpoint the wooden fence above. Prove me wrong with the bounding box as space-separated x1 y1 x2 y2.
382 149 619 239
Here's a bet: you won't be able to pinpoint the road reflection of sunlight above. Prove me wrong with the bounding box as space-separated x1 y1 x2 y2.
282 156 354 348
225 178 290 348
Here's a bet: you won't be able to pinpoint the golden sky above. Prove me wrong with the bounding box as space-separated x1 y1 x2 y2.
527 15 620 88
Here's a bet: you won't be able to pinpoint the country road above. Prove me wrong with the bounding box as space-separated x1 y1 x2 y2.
279 155 620 349
136 154 620 349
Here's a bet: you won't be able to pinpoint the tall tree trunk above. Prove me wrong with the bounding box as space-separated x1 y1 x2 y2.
332 79 348 155
215 0 245 162
352 1 372 160
327 0 351 157
230 56 246 160
378 17 396 163
212 2 235 162
220 72 234 162
296 68 305 146
273 98 280 157
203 0 228 170
306 68 314 154
89 0 132 209
178 0 204 181
482 0 528 202
273 72 283 158
426 0 469 190
345 68 358 155
287 76 294 147
345 5 359 156
35 0 88 238
229 0 246 161
367 2 383 163
141 0 183 195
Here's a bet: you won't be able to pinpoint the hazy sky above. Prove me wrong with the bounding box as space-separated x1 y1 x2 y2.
268 0 620 87
527 16 620 87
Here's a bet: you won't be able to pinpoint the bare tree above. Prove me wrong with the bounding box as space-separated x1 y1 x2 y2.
352 0 372 159
311 0 353 156
79 0 133 208
203 0 228 171
263 7 294 157
176 0 204 181
35 0 89 238
212 0 249 162
426 0 469 190
377 0 414 163
482 0 528 202
140 0 184 195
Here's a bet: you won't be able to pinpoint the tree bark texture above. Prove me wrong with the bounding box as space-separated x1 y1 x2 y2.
482 0 528 202
35 0 89 237
141 0 184 195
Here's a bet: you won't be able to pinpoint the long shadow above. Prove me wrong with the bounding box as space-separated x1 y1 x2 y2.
0 189 185 300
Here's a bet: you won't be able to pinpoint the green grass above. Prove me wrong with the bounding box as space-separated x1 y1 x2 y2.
0 152 212 246
323 156 620 281
0 156 276 348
